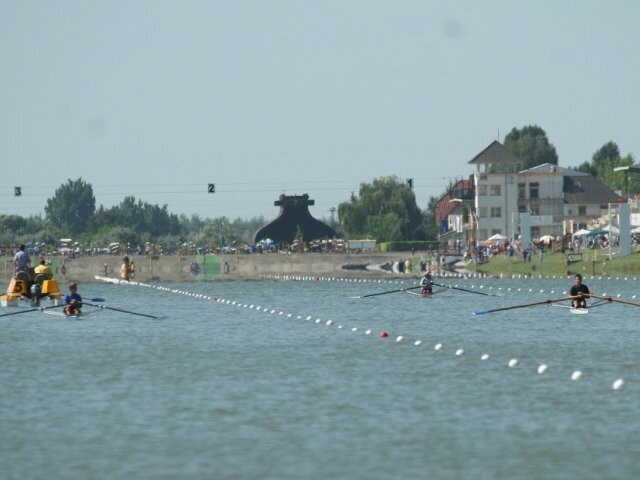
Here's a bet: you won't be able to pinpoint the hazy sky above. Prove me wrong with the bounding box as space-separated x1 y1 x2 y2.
2 1 639 223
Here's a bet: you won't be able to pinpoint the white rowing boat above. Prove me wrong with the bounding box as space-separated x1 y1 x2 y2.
551 304 589 314
42 308 102 319
570 307 589 315
405 290 433 298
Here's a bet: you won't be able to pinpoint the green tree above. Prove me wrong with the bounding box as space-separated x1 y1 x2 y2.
421 196 440 241
504 125 558 170
44 178 96 236
338 176 424 242
574 141 638 194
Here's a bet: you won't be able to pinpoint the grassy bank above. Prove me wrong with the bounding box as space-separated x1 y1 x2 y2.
471 248 640 277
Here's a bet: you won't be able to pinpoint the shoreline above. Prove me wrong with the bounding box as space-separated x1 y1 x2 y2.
3 252 457 284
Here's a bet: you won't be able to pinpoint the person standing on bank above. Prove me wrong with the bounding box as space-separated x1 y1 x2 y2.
569 273 590 308
120 256 131 281
63 282 82 317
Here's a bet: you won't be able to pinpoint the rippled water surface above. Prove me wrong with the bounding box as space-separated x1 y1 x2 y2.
1 276 639 479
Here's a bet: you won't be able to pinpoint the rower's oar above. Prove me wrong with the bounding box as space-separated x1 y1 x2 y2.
83 301 160 319
472 297 571 316
590 294 640 308
0 304 64 318
351 286 422 299
19 296 106 303
434 282 501 297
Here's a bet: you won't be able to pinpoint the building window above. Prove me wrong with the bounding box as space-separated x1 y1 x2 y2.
518 183 525 199
478 185 487 196
530 182 539 199
490 185 501 196
478 207 488 218
578 205 586 216
490 207 501 218
530 204 540 216
518 203 527 213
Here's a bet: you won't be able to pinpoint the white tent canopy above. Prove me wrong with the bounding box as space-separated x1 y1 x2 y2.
487 233 507 241
539 234 554 243
573 229 591 237
603 224 620 235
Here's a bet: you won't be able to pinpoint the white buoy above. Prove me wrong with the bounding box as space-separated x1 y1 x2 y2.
326 320 333 326
455 349 464 356
571 371 582 381
537 364 548 374
414 340 422 346
306 315 312 320
613 379 625 390
396 336 403 342
352 327 358 332
481 353 490 360
508 358 518 368
434 343 443 351
365 329 372 335
315 319 321 324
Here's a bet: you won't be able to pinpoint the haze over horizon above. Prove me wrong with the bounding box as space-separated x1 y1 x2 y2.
2 1 639 222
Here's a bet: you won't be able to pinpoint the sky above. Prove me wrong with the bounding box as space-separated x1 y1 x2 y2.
2 0 639 223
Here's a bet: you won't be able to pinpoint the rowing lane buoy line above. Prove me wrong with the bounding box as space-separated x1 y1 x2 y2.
94 275 628 391
255 274 640 300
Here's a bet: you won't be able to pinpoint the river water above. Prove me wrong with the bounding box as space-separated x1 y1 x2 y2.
1 275 639 479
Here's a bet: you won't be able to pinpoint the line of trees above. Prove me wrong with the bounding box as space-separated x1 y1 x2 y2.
2 126 636 253
2 178 268 254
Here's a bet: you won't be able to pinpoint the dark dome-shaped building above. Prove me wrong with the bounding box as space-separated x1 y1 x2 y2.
252 194 336 245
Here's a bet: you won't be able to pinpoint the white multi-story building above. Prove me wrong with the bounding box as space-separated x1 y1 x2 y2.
465 141 621 244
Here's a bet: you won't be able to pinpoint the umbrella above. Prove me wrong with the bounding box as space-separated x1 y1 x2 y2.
539 235 554 244
572 229 591 237
487 233 506 242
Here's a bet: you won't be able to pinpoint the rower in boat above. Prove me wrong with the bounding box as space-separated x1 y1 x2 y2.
63 282 82 317
419 272 434 296
569 273 590 308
